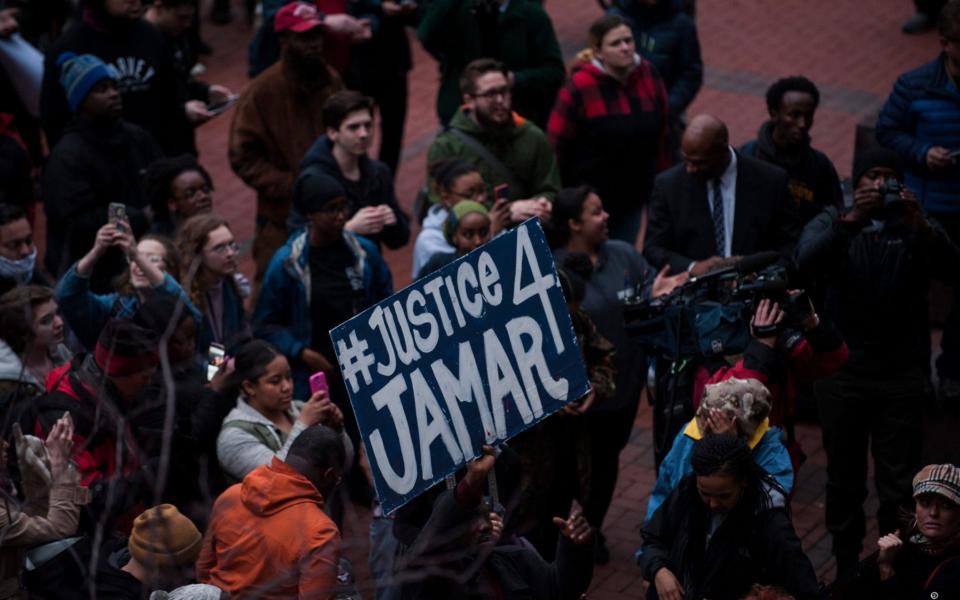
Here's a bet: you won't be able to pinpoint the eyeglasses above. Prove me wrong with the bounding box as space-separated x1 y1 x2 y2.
472 86 511 101
207 241 239 255
450 186 488 201
178 185 212 201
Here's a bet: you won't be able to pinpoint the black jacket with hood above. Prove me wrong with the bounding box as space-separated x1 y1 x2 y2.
640 475 821 600
40 4 183 155
296 135 410 250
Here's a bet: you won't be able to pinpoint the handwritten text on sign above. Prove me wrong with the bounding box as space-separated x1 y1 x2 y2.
330 219 590 514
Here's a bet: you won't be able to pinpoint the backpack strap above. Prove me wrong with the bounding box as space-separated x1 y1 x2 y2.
221 420 283 453
446 128 522 195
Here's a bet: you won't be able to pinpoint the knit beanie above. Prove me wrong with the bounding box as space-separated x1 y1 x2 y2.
293 167 347 216
697 377 772 439
913 464 960 506
56 52 117 113
852 146 903 187
149 584 225 600
443 200 490 244
94 319 159 377
128 505 203 568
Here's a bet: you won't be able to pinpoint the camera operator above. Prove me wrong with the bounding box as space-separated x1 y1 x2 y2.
693 297 848 478
795 146 960 579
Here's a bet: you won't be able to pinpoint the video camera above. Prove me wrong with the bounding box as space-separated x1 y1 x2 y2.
624 252 812 359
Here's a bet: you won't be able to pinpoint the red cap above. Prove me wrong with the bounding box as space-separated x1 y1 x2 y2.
274 2 324 33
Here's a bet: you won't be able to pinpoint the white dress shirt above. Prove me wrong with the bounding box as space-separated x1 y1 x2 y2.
709 146 738 258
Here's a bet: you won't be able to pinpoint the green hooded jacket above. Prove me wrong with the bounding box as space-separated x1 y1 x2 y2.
427 108 562 203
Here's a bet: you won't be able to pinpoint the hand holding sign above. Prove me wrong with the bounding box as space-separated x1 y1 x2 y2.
331 219 590 514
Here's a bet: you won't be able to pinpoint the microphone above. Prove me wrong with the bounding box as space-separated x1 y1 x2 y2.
734 251 782 275
690 251 783 283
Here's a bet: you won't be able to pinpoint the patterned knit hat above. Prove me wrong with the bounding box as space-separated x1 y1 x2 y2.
913 464 960 506
56 52 117 113
128 505 202 568
697 377 772 439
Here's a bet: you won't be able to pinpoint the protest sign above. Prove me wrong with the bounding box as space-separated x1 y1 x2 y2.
330 219 591 514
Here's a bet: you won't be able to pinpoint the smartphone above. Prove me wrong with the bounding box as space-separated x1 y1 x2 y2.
206 95 239 116
206 343 226 381
108 202 127 227
949 149 960 162
309 371 329 396
493 184 509 203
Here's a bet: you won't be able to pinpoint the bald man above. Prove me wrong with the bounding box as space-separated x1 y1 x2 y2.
643 114 799 275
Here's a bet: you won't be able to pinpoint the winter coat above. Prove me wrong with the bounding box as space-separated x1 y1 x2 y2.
0 435 88 600
228 61 343 226
197 457 341 599
41 119 162 286
91 538 143 600
644 419 793 523
411 204 453 279
427 109 561 204
216 396 354 484
741 121 844 225
417 0 565 127
399 484 594 600
795 207 960 374
547 58 670 218
640 476 821 600
856 541 960 600
253 228 393 398
876 53 960 215
0 338 42 398
55 264 200 351
297 135 410 250
693 323 849 472
39 14 182 155
608 0 702 117
33 356 152 534
195 276 249 353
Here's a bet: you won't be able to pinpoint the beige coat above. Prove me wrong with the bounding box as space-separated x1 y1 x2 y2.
0 447 89 599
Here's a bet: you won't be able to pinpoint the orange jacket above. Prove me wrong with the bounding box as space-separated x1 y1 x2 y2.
197 457 340 598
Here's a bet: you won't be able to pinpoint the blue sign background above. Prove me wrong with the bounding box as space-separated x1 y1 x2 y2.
330 220 591 514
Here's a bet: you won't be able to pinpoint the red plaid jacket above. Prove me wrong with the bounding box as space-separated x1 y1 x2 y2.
547 58 671 210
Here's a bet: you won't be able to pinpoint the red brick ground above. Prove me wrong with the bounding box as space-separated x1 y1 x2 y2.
171 0 953 596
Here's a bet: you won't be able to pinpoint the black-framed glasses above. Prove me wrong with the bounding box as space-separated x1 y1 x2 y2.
472 85 511 101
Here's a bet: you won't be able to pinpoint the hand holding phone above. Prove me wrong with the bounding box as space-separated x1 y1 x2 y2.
206 343 226 381
309 371 329 396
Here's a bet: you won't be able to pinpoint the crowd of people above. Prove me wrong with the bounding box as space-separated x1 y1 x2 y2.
0 0 959 598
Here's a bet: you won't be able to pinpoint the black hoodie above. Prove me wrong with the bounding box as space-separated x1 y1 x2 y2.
40 8 183 155
741 121 843 225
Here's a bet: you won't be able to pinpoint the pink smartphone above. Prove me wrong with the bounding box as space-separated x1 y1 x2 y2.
309 371 328 396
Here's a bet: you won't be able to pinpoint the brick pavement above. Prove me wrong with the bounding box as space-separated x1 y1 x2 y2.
155 0 954 596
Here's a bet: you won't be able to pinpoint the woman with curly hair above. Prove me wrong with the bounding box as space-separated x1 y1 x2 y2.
176 213 249 353
144 155 215 238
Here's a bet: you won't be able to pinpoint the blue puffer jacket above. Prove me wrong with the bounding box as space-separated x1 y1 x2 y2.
876 54 960 215
643 418 794 524
55 265 201 351
608 0 702 116
253 228 393 398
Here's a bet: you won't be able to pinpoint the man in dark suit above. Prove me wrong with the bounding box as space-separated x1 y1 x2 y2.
644 114 799 275
642 114 800 467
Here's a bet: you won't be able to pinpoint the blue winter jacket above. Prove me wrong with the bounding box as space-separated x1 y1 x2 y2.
643 418 794 524
253 228 393 398
876 53 960 214
55 264 201 351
